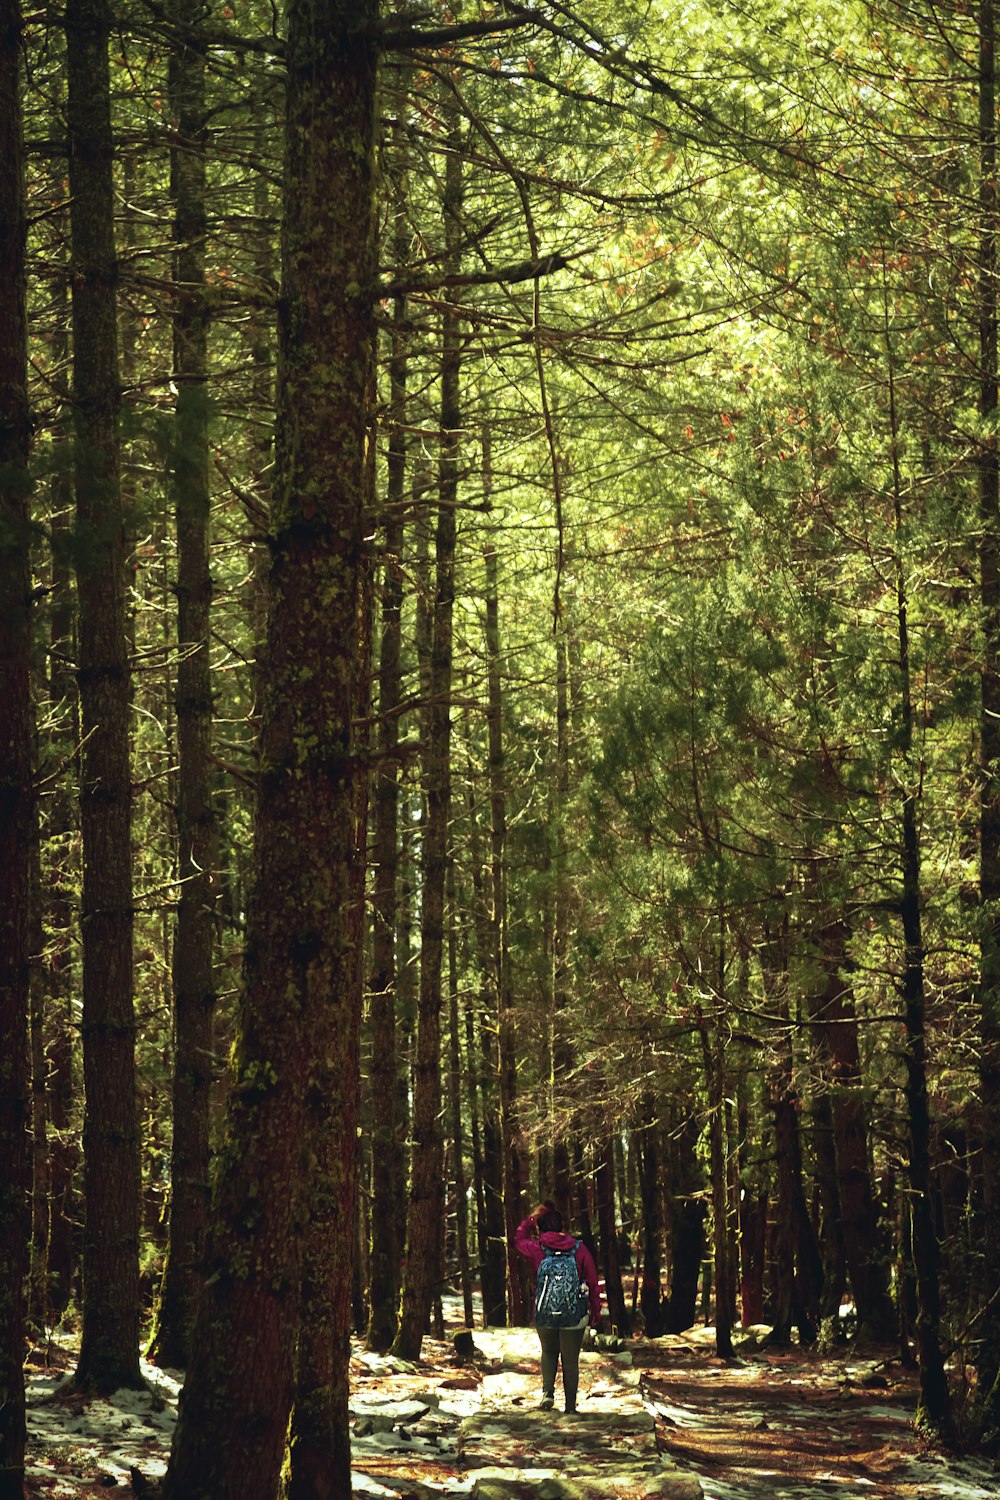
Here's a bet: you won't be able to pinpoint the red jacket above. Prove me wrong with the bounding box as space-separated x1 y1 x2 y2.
513 1216 602 1327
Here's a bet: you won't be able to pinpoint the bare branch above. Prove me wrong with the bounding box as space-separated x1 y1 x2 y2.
378 13 532 50
377 248 584 298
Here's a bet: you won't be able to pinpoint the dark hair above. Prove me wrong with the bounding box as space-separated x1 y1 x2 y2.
538 1208 563 1234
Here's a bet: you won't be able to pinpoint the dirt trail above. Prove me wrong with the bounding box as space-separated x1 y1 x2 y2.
21 1323 1000 1500
457 1325 701 1499
634 1329 998 1500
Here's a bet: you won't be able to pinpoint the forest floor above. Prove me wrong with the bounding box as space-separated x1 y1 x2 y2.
20 1304 1000 1500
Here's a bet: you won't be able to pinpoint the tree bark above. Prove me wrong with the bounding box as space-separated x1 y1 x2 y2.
160 1 378 1494
637 1111 666 1337
596 1138 629 1335
0 0 32 1481
365 135 409 1352
67 0 142 1395
551 625 573 1222
37 269 80 1325
147 0 216 1370
485 535 528 1325
463 938 487 1328
814 916 895 1342
884 301 951 1438
29 214 77 1338
764 915 820 1348
288 460 372 1500
393 115 462 1361
467 780 507 1327
698 1005 735 1358
665 1106 707 1335
810 1072 845 1328
447 860 475 1328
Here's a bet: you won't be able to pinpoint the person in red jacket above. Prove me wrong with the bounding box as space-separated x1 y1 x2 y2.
513 1201 602 1413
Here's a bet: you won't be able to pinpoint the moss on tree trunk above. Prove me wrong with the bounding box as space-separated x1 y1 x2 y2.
161 2 378 1495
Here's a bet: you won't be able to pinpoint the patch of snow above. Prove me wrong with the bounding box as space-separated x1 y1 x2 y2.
898 1458 1000 1499
643 1397 716 1428
847 1403 910 1423
436 1392 482 1418
356 1351 419 1376
351 1475 404 1497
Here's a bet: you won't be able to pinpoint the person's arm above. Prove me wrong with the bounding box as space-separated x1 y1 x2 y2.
513 1205 546 1267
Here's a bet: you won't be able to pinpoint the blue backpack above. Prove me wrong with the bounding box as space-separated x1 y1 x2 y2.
534 1241 588 1328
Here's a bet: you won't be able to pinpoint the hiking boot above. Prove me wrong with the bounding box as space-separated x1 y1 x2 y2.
538 1394 554 1410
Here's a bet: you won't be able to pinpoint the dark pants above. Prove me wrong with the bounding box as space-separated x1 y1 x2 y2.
536 1323 586 1410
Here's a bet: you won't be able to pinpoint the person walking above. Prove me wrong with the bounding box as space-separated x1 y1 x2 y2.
513 1201 602 1414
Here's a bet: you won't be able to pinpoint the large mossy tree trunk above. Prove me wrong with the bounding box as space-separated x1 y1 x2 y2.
289 553 371 1500
393 119 462 1362
147 0 216 1371
160 2 378 1495
0 0 32 1485
66 0 142 1396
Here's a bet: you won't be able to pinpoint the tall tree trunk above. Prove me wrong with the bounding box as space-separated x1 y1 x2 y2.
885 295 951 1439
550 625 572 1220
0 0 32 1481
738 1149 767 1330
977 0 1000 1448
665 1105 707 1335
66 0 141 1394
161 3 378 1495
596 1139 629 1335
248 89 276 702
447 861 475 1328
27 831 47 1336
393 119 462 1361
289 462 373 1500
637 1111 666 1338
45 472 80 1323
366 137 409 1352
463 940 487 1327
480 437 528 1322
485 535 527 1324
813 914 895 1342
33 240 81 1323
697 1003 735 1359
148 0 216 1370
467 779 507 1327
396 817 416 1168
764 914 820 1348
810 1072 845 1327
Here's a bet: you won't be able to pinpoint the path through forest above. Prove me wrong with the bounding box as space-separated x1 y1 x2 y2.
21 1318 1000 1500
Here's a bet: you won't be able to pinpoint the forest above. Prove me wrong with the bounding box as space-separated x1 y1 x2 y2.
3 0 1000 1497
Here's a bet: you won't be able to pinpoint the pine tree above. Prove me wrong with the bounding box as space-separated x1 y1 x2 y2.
0 0 32 1489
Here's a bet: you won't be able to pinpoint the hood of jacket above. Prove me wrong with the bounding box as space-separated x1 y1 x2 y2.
538 1230 579 1253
